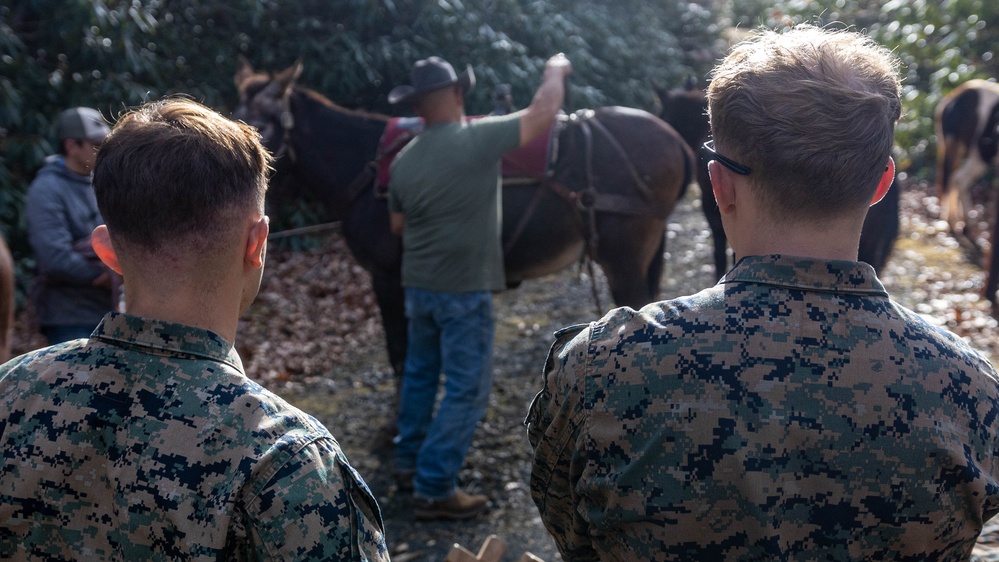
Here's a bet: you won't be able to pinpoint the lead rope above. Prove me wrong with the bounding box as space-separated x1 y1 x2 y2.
277 90 297 164
575 113 603 317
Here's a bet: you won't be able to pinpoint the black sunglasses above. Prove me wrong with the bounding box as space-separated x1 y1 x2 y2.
701 140 751 175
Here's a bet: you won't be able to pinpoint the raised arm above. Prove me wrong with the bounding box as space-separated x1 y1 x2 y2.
516 54 572 147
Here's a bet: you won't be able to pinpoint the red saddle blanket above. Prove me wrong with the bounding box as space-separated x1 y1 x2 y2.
376 116 552 190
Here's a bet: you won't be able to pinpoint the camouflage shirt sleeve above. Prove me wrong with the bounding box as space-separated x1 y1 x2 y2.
233 437 388 561
527 322 598 561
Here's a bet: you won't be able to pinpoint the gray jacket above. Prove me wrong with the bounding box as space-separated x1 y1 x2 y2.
26 155 111 327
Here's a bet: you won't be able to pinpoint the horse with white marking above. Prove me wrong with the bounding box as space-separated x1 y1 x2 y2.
935 79 999 306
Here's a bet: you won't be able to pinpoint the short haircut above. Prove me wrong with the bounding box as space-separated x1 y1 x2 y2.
93 98 271 252
707 25 901 220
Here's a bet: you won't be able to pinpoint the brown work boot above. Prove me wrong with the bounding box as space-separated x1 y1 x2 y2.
413 490 489 520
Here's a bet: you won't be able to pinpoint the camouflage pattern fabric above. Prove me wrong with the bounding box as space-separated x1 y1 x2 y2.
0 312 389 561
974 518 999 561
527 254 999 561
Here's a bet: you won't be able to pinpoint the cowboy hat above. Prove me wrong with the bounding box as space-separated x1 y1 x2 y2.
388 56 475 105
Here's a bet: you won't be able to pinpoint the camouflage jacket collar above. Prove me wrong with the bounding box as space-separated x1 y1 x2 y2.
92 312 244 372
720 254 889 296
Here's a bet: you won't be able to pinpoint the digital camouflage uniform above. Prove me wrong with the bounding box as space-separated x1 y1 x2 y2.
527 254 999 561
0 312 388 561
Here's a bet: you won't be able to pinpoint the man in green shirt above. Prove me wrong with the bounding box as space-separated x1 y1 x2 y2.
388 53 570 519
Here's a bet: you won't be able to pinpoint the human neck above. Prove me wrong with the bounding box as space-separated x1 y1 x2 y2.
123 270 243 344
423 108 463 125
418 92 464 125
733 216 864 262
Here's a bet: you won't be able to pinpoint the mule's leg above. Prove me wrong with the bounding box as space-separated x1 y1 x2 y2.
986 194 999 310
946 155 989 239
370 267 407 441
595 216 666 310
602 260 656 310
694 156 728 278
645 235 666 301
700 174 729 279
0 237 12 363
858 182 900 274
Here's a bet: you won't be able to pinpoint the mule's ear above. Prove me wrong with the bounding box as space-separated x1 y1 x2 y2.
274 61 303 99
651 82 667 103
235 55 255 89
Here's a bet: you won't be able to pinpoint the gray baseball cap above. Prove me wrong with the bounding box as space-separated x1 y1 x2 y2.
55 107 110 143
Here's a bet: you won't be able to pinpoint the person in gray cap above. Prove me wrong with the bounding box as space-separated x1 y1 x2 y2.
387 53 570 520
25 107 116 344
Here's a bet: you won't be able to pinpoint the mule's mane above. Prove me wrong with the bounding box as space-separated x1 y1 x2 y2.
296 84 391 123
238 71 392 124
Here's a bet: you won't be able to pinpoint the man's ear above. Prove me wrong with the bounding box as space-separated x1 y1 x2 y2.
709 160 738 216
90 225 122 274
244 216 269 269
870 156 895 206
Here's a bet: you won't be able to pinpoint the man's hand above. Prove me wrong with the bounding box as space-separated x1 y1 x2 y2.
544 53 572 79
519 53 573 146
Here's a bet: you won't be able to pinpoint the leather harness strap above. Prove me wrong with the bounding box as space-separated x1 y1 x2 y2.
576 113 604 315
501 110 673 314
343 129 420 209
502 115 572 256
342 162 378 207
585 116 654 201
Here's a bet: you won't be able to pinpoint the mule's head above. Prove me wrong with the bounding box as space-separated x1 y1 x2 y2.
232 56 303 158
656 81 709 151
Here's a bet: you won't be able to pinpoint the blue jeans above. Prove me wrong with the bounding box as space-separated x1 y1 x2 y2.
395 288 495 499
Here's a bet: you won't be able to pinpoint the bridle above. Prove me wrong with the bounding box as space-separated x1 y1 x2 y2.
272 92 297 164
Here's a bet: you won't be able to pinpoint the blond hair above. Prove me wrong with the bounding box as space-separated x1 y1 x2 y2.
707 25 901 220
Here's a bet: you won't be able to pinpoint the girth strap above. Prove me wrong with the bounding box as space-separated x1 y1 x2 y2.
343 162 377 207
588 192 674 219
342 128 420 208
577 115 604 315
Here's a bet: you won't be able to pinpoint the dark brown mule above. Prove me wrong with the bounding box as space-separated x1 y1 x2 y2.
233 60 692 383
657 83 899 278
0 235 14 363
935 79 999 307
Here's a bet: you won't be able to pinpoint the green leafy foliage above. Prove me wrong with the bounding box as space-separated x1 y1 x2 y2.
721 0 999 182
1 0 717 257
